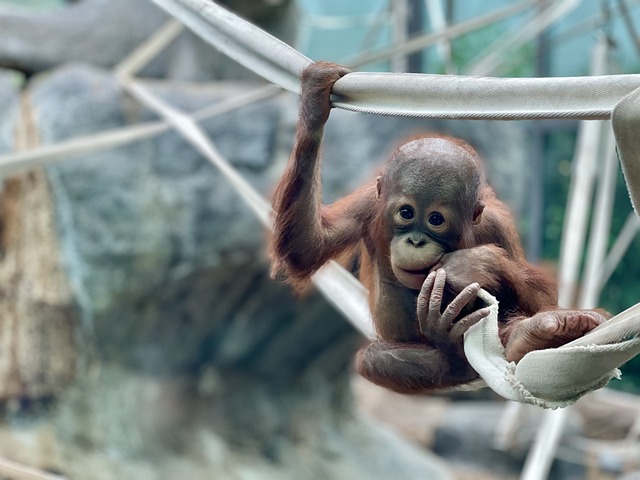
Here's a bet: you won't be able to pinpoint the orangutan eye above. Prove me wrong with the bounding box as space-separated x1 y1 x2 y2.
399 206 414 220
428 212 445 226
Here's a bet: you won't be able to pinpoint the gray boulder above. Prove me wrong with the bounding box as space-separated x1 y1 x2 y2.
0 63 456 480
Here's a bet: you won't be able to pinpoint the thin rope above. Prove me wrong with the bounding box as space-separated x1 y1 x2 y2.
120 76 271 226
114 19 184 78
0 84 278 177
599 213 640 286
464 0 579 77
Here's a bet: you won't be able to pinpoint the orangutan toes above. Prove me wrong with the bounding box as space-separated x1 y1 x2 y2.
504 310 606 363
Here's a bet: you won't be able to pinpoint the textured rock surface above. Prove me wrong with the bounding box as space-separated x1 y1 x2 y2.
0 0 295 81
0 64 464 479
0 1 537 478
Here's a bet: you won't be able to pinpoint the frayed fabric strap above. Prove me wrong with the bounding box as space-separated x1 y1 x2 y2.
464 290 640 409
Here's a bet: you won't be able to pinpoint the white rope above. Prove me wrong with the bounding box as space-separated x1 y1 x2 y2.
0 84 278 177
151 0 310 94
114 11 374 340
117 74 376 338
152 0 640 120
465 293 640 409
599 213 640 286
114 19 184 78
331 71 640 119
464 0 580 77
613 81 640 215
119 76 271 226
318 0 538 69
0 457 67 480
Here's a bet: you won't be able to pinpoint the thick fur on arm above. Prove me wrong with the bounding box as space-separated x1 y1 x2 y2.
475 188 557 311
271 62 372 282
357 341 478 393
473 187 527 260
272 180 376 281
443 245 558 320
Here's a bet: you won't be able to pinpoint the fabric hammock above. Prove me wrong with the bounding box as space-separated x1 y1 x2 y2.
464 290 640 409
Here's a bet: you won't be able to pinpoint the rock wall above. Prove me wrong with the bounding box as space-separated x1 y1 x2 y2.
1 64 540 479
0 0 295 81
0 2 535 477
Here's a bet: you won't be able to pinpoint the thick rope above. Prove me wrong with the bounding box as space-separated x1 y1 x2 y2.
152 0 310 94
152 0 640 120
331 72 640 120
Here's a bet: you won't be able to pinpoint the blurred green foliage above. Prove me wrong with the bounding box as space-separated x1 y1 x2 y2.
449 22 536 77
0 0 64 9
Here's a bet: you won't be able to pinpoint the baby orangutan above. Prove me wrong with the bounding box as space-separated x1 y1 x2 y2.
271 61 608 393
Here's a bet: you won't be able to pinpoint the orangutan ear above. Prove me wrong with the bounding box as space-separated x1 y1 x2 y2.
472 201 485 225
375 176 382 200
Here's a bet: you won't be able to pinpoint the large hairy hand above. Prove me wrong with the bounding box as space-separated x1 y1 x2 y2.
503 309 607 363
417 269 490 355
433 245 504 295
300 61 350 129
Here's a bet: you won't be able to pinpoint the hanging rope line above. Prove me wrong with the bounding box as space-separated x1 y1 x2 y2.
114 19 185 78
152 0 640 120
111 16 375 338
0 83 278 176
330 72 640 119
600 213 640 286
613 86 640 215
344 0 537 69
